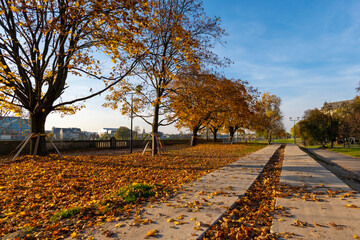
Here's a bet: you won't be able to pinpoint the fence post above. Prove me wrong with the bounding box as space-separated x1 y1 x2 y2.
110 137 116 149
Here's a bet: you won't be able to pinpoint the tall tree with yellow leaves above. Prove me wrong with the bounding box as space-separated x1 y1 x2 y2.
220 79 257 142
169 70 225 146
253 93 283 144
104 0 226 155
0 0 149 155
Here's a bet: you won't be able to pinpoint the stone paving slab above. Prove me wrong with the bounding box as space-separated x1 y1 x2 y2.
73 144 280 240
271 144 360 240
308 148 360 180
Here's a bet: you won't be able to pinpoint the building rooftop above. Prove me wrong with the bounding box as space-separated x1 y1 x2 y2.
322 99 354 110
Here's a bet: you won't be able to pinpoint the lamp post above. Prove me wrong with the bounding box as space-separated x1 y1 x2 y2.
127 92 135 154
290 117 300 144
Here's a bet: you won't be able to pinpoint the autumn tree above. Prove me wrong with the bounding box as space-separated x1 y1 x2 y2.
104 0 225 155
207 114 224 142
205 78 255 143
115 126 132 140
253 93 283 144
332 97 360 146
169 70 222 146
0 0 149 155
220 79 257 142
298 109 330 147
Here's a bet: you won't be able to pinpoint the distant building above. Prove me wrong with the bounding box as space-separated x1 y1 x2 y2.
322 99 354 113
0 116 31 140
52 127 81 140
81 131 99 140
98 128 118 137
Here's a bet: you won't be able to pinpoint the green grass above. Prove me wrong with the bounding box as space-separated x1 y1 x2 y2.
272 138 301 144
117 183 155 203
301 142 360 158
302 145 323 149
24 226 35 233
255 138 301 144
50 207 81 222
328 147 360 158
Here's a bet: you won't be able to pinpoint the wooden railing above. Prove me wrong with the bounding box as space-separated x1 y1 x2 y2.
0 138 192 155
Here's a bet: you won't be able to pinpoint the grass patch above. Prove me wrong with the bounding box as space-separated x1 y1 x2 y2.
302 145 323 149
24 226 35 233
329 147 360 158
117 183 155 203
50 207 81 222
272 138 302 144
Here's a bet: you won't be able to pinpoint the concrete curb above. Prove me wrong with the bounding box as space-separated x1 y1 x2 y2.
305 148 360 182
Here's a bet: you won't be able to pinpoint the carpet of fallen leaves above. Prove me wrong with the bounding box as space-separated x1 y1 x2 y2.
203 144 285 240
0 143 264 239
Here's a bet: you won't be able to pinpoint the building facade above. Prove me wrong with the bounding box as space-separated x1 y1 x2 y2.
98 128 118 137
52 127 82 140
0 116 31 140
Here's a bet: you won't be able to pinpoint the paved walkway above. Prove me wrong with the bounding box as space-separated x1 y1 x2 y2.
307 148 360 180
72 144 280 240
271 144 360 240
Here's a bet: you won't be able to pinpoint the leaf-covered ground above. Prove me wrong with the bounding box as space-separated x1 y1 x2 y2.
0 143 265 239
203 144 285 240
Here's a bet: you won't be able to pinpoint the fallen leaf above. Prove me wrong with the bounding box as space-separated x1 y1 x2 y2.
115 223 125 228
146 229 158 237
345 204 358 208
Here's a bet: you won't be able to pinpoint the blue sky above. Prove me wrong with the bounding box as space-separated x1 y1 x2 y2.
46 0 360 133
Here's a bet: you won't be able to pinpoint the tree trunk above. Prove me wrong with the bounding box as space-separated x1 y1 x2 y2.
190 127 199 146
228 126 238 143
212 128 218 142
267 129 272 145
228 127 234 142
30 112 49 156
151 102 160 156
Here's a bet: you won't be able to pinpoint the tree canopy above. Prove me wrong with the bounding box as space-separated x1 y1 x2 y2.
168 68 260 146
252 93 284 144
0 0 149 154
299 97 360 147
103 0 226 155
115 126 132 140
